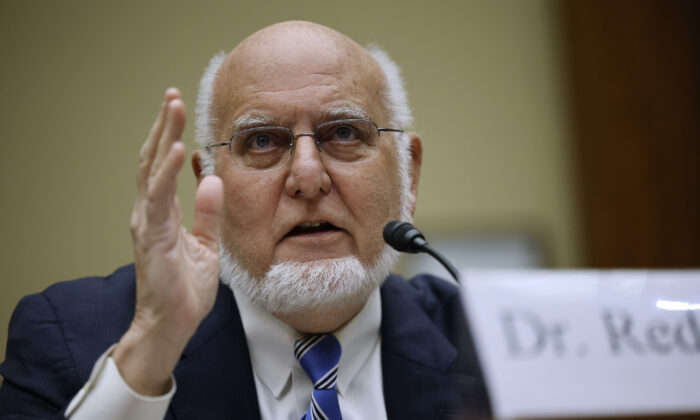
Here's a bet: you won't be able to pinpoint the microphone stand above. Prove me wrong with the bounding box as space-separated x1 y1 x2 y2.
383 220 461 284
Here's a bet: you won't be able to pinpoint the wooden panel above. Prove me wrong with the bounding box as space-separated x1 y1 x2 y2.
561 0 700 267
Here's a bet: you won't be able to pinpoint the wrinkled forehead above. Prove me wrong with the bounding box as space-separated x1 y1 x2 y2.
211 24 388 132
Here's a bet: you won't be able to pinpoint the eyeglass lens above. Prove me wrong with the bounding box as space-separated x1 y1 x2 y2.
230 120 383 172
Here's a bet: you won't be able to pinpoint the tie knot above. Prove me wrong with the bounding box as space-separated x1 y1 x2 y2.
294 334 341 390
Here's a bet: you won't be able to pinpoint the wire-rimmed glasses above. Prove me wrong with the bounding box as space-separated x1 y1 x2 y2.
206 119 403 173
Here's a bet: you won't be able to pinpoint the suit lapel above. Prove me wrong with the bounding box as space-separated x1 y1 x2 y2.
169 282 260 420
166 275 487 419
380 275 488 419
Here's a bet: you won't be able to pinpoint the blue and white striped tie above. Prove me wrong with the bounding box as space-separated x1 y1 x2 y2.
294 334 343 420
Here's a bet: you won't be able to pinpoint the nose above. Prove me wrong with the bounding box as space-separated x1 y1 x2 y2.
284 135 331 199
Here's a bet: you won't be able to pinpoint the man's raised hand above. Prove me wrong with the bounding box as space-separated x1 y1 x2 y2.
113 88 223 396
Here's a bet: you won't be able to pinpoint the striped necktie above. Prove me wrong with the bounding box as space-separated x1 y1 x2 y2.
294 334 343 420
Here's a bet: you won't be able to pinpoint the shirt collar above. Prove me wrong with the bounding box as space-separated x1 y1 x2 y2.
232 287 382 398
335 289 381 396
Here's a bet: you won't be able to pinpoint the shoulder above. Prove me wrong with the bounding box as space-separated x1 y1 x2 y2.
381 273 462 316
43 263 137 357
384 273 459 299
12 263 137 331
6 264 137 380
380 273 466 342
42 263 136 305
0 264 138 414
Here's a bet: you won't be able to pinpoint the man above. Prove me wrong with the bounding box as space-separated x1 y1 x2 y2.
0 21 490 419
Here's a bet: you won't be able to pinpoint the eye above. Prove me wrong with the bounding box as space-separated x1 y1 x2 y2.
252 133 271 149
335 125 354 141
238 128 290 153
316 120 376 147
326 124 363 144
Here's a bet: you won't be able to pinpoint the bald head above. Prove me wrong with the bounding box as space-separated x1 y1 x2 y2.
209 21 387 137
194 21 414 185
225 21 382 89
235 21 363 65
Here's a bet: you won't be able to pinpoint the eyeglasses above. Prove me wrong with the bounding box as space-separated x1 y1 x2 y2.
206 119 403 173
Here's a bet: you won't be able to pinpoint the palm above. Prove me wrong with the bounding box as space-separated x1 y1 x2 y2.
130 89 223 342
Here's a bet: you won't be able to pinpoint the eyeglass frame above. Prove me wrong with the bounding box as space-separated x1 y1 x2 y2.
205 118 404 170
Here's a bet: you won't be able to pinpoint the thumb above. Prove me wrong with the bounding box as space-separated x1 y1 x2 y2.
192 175 223 251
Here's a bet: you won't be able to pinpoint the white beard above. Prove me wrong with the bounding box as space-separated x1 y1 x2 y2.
219 133 413 316
219 244 399 316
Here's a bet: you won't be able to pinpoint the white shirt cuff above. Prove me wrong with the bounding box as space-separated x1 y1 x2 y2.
65 344 176 419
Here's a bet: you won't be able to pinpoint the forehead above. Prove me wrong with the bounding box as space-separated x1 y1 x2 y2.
211 27 387 131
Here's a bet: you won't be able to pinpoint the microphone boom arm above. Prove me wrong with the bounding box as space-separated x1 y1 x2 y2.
383 220 461 284
419 243 461 284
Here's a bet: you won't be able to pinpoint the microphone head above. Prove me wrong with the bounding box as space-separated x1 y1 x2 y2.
383 220 426 253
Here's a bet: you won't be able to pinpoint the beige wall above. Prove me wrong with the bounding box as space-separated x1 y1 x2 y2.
0 1 581 360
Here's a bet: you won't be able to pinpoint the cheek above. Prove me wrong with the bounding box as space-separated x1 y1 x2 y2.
330 149 403 263
217 168 281 276
358 146 403 220
347 167 400 220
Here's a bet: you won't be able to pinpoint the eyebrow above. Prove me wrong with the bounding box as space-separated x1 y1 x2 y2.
229 113 277 134
228 104 372 134
323 104 371 121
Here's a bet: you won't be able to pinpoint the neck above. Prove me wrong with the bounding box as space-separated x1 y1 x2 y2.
274 299 366 334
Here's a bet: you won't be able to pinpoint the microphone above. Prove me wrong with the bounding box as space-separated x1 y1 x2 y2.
383 221 461 283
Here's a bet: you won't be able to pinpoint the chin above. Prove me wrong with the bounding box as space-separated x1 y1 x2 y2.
218 243 399 316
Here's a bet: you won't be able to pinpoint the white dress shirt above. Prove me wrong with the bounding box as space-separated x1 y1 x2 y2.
65 286 387 420
234 287 387 420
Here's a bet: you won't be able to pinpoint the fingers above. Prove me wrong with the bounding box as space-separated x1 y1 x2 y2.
191 175 224 252
138 88 182 194
151 99 186 179
146 141 186 225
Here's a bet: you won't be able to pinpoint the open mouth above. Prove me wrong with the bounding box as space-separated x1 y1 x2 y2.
286 221 341 237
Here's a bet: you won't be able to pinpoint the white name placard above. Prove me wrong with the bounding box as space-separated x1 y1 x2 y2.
459 270 700 419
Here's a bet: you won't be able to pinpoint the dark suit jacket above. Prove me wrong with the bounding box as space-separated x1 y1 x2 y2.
0 264 490 419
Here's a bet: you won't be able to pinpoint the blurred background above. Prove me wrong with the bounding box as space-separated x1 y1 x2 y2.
1 0 698 360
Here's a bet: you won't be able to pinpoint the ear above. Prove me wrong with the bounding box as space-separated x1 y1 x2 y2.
406 132 422 217
191 150 205 186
